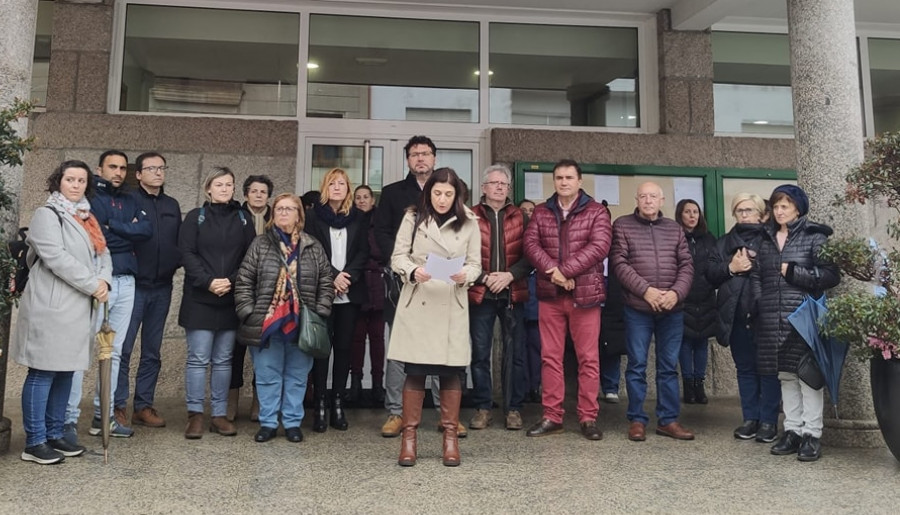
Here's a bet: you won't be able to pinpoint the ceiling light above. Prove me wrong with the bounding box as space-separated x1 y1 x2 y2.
474 70 493 76
307 62 319 69
753 120 769 125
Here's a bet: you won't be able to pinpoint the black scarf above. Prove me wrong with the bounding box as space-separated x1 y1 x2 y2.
314 202 358 229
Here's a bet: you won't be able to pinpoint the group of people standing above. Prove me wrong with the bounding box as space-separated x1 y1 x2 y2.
11 135 840 467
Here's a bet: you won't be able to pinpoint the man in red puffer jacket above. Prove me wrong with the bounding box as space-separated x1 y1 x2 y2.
523 159 611 441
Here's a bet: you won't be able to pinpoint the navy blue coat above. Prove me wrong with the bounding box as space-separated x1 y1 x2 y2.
91 175 152 276
132 185 182 288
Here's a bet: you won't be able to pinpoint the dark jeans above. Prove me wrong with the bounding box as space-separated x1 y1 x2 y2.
117 283 173 411
601 354 622 394
730 320 781 424
469 298 526 413
314 303 360 397
524 320 542 392
350 308 385 385
624 307 683 426
22 369 73 447
679 335 709 380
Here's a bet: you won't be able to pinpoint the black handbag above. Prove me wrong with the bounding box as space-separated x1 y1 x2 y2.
383 212 421 308
797 352 825 390
298 303 331 359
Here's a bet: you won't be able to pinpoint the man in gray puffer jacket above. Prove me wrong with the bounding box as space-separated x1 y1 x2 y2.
611 182 694 442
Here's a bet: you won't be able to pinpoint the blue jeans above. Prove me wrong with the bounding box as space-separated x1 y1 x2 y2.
601 354 622 394
250 333 314 429
730 319 781 424
117 283 173 411
185 329 236 417
469 299 526 412
679 335 709 380
22 369 74 447
624 306 683 426
66 275 135 424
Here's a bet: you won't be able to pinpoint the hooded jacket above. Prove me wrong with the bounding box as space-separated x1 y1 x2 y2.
91 175 152 276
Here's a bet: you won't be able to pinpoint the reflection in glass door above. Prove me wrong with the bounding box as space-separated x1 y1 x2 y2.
310 142 384 196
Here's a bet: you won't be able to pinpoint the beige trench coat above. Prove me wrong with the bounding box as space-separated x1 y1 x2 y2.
388 208 481 367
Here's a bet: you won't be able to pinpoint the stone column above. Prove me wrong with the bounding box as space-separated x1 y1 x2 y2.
657 10 714 136
0 0 39 454
787 0 881 447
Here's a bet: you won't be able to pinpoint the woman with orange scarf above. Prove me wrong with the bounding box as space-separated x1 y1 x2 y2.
13 160 113 465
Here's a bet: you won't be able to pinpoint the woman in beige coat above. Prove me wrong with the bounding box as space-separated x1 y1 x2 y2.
389 167 481 467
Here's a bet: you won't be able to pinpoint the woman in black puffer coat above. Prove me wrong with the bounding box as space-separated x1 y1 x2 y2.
675 199 717 404
707 193 781 443
751 185 839 462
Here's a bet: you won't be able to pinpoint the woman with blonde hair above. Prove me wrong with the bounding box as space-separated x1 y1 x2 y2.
708 193 780 442
304 168 369 432
178 167 257 439
235 193 334 442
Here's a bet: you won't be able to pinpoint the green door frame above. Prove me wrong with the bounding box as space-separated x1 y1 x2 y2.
514 162 796 237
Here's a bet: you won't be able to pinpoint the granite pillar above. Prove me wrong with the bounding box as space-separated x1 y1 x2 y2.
787 0 880 447
657 10 714 136
0 0 39 454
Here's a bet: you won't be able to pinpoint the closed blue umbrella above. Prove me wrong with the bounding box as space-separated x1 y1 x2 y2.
787 294 849 418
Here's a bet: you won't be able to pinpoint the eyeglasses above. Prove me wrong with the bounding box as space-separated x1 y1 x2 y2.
735 208 757 216
483 181 509 188
408 151 433 159
140 166 168 174
274 206 298 214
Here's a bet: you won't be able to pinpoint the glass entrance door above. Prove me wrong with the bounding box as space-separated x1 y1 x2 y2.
307 139 388 197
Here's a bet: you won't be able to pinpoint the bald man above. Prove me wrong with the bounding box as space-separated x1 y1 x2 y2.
610 182 694 442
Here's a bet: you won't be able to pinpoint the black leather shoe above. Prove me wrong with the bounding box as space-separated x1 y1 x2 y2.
733 420 759 440
770 430 803 455
372 384 386 405
755 423 778 443
313 395 328 433
330 396 349 431
525 418 564 437
580 421 603 441
254 427 277 443
284 427 304 443
797 434 822 462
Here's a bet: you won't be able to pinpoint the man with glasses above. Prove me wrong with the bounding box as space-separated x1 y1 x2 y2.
116 152 182 429
467 165 532 431
523 159 611 441
610 181 695 442
373 135 466 439
64 150 152 444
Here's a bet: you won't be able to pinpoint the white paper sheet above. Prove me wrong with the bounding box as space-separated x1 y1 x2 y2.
524 173 543 201
594 175 620 205
425 253 466 284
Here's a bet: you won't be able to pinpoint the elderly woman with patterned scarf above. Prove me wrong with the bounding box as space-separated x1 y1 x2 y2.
235 193 334 443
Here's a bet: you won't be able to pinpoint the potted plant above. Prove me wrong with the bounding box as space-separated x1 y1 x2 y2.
821 131 900 460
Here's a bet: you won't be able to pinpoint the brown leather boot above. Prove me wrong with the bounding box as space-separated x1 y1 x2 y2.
398 388 426 467
440 389 462 467
210 416 237 436
185 412 204 440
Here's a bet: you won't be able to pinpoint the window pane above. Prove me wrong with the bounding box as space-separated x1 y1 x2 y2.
311 145 383 196
489 23 639 127
121 5 299 116
308 15 479 122
869 38 900 134
31 1 54 107
713 32 793 134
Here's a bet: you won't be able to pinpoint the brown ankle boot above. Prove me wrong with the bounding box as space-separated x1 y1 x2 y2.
440 389 462 467
185 412 204 440
210 416 237 436
398 389 426 467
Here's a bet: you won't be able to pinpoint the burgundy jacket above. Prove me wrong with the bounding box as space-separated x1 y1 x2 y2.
468 199 530 305
610 209 693 313
523 190 611 308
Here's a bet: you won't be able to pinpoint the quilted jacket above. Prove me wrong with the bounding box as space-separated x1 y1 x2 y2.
523 190 611 308
750 216 840 375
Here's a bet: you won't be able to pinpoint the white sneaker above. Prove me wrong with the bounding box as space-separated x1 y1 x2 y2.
603 392 620 404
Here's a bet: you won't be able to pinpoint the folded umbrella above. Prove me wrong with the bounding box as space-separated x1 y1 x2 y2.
96 301 115 464
787 294 849 418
